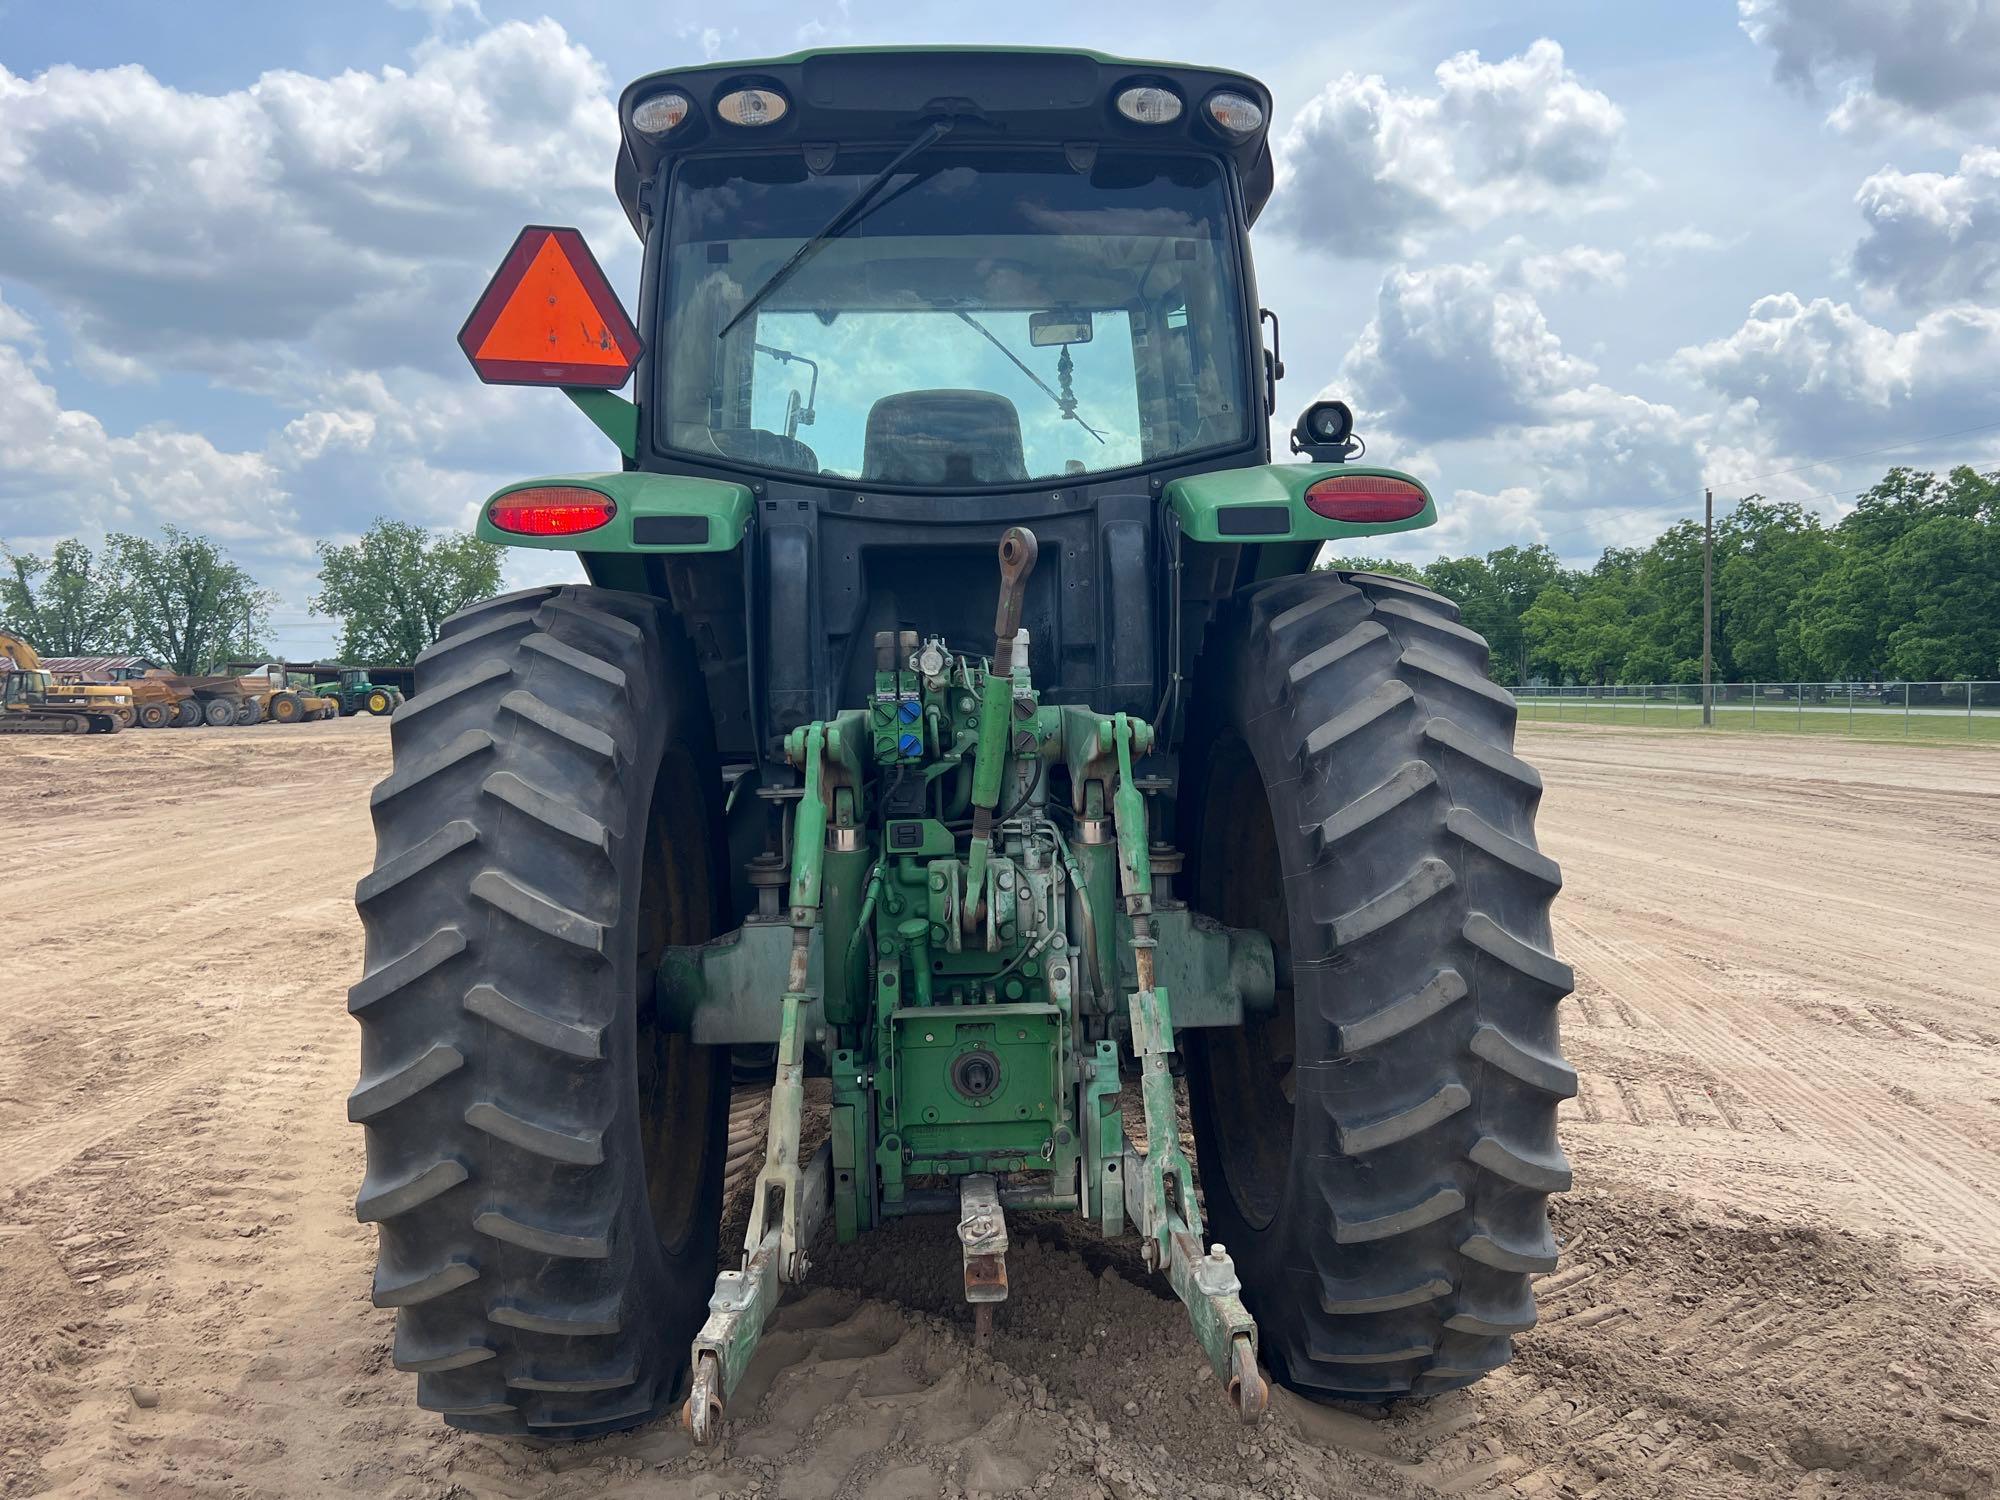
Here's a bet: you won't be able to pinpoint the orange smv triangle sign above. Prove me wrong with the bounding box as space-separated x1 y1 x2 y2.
458 226 642 388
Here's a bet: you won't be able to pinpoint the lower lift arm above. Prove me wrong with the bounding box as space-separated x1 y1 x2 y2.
1108 711 1268 1423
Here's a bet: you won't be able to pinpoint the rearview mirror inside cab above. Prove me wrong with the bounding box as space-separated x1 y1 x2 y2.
1029 310 1093 347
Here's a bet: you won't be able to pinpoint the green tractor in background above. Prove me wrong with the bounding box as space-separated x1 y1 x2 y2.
318 667 404 716
348 48 1572 1441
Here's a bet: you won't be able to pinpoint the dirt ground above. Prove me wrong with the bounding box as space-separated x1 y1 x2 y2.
3 717 1998 1499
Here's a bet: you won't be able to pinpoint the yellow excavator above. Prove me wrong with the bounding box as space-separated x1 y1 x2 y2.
1 631 132 734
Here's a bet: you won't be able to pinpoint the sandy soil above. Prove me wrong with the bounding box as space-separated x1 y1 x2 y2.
2 716 1997 1499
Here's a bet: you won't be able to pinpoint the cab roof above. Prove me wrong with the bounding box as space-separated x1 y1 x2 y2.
613 47 1276 235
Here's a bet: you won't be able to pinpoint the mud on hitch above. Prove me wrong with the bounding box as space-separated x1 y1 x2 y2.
668 526 1276 1438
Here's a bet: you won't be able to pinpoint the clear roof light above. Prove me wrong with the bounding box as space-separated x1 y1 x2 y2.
718 88 789 127
1115 86 1183 125
631 90 691 137
1206 91 1265 137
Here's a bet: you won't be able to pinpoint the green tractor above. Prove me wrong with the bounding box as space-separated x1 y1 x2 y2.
318 667 404 716
348 48 1573 1442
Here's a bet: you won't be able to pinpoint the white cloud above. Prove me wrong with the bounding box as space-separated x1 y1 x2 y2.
795 1 854 46
1851 147 2000 307
0 21 622 389
387 0 485 26
0 298 291 557
676 25 734 62
1329 260 1713 555
1739 0 2000 138
1517 243 1628 294
1271 39 1626 257
1674 291 2000 453
0 288 594 621
1638 226 1739 262
1339 261 1595 443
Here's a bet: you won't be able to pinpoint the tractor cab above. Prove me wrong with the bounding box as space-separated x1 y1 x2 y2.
615 51 1277 499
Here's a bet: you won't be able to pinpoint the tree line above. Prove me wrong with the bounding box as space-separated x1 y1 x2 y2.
1 521 502 674
1332 465 2000 687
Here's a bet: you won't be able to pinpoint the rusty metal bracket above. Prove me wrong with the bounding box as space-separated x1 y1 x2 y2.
957 1172 1010 1347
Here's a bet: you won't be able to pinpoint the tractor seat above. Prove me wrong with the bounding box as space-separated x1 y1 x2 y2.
709 426 820 474
861 390 1028 487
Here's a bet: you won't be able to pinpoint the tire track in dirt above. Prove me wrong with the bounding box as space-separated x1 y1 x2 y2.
1562 909 2000 1282
6 696 2000 1499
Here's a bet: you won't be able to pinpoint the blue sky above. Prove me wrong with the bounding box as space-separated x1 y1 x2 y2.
2 0 1997 658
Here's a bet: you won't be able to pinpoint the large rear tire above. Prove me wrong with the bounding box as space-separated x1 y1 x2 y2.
1181 570 1574 1401
138 702 169 729
174 699 201 728
203 697 236 727
349 585 731 1438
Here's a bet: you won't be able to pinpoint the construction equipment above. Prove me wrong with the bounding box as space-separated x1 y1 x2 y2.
152 666 340 726
316 667 404 717
1 633 131 733
273 670 341 722
349 49 1572 1442
55 663 187 728
3 633 135 728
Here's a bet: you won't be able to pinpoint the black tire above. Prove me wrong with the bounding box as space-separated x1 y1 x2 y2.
368 689 393 715
349 585 731 1438
270 693 301 723
239 698 265 726
138 702 170 729
203 697 236 727
174 699 201 728
1181 570 1574 1402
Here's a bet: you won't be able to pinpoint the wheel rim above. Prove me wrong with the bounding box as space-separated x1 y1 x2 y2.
633 740 721 1256
1190 732 1296 1232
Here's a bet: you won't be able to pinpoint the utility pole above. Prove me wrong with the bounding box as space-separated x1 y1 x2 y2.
1702 488 1714 727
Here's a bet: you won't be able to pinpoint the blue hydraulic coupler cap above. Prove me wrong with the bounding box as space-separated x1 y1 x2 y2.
898 698 921 723
897 731 923 757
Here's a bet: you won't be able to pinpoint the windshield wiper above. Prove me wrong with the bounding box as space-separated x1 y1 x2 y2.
718 119 955 341
951 310 1107 445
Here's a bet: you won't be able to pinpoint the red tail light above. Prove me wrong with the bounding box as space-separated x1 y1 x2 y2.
488 486 617 536
1304 475 1428 523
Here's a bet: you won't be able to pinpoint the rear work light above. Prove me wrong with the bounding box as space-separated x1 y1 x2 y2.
1115 85 1183 124
1206 91 1265 137
717 87 788 126
488 487 617 536
631 90 692 137
1303 475 1428 523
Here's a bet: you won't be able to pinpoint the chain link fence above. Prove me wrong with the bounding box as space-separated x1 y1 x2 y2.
1514 681 2000 743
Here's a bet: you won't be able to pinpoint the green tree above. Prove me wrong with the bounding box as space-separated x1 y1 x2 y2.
106 527 276 674
1320 554 1426 583
1522 550 1643 686
0 538 128 656
313 519 503 663
1794 467 2000 680
1714 500 1836 681
1421 545 1573 686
